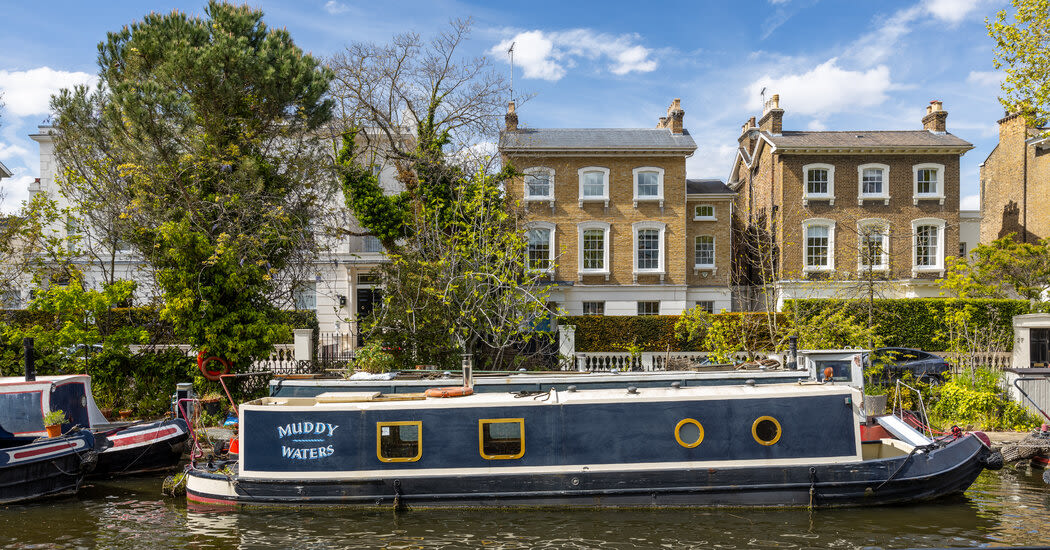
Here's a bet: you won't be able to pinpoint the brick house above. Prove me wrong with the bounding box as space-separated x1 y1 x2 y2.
729 95 974 309
500 100 734 316
979 112 1050 243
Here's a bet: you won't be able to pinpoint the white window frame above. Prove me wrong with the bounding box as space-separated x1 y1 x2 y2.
856 218 890 272
911 218 946 276
637 301 661 316
632 221 666 282
857 163 890 205
693 235 716 274
525 221 556 276
632 167 664 208
693 204 716 221
802 163 835 206
582 301 605 316
578 167 610 208
801 218 836 272
912 163 945 205
523 166 555 207
577 221 610 281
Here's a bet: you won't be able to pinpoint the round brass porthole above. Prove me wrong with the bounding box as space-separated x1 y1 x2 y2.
752 416 782 446
675 418 704 448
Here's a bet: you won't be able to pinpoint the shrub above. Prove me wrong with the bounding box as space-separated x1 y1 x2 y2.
563 312 780 353
353 341 398 374
929 367 1039 431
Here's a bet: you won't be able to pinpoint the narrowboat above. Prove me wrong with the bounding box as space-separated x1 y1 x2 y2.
186 381 1000 508
0 375 189 477
0 430 97 504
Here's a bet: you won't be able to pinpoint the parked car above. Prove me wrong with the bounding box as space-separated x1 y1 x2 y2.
862 347 950 384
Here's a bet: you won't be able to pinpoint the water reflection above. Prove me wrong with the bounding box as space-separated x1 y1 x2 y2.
0 468 1048 549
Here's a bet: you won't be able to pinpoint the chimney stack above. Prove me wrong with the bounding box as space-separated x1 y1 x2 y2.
758 94 784 135
505 101 518 132
922 100 948 133
660 98 684 134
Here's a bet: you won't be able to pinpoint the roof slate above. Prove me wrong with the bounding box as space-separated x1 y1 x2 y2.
767 130 972 149
500 128 697 151
687 179 733 195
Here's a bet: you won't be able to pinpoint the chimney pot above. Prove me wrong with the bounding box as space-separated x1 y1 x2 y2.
930 100 943 112
663 98 684 134
922 100 948 133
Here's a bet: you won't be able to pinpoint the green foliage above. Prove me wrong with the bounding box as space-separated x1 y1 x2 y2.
0 271 147 375
91 348 197 418
566 313 778 353
50 1 334 366
943 234 1050 308
783 304 883 351
988 0 1050 132
930 368 1040 431
43 410 67 426
784 298 1026 351
352 341 398 374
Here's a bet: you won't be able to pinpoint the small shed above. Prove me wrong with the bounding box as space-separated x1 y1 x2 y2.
1006 314 1050 420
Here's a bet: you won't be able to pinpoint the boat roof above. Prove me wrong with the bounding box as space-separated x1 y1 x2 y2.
0 375 90 386
249 382 857 412
272 369 808 387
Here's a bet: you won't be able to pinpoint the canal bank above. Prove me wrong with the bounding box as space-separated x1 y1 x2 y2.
1 468 1048 548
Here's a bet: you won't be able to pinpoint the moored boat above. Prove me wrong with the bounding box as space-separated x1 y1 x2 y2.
187 381 1000 508
0 375 188 478
0 430 97 504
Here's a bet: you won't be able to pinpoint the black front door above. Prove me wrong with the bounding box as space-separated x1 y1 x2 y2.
1031 328 1050 367
356 288 382 346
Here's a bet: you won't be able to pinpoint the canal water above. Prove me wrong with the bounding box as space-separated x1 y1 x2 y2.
2 468 1049 549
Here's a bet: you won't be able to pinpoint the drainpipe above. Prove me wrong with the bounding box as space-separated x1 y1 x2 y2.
24 337 35 382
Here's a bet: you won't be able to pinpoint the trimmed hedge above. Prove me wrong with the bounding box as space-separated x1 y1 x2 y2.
563 298 1028 353
784 298 1028 352
562 312 780 352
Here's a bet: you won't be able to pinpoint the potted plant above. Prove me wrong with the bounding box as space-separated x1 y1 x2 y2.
43 410 67 438
200 392 226 416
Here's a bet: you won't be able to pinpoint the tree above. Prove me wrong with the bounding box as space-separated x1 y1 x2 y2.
988 0 1050 131
332 23 552 368
50 2 334 365
942 234 1050 307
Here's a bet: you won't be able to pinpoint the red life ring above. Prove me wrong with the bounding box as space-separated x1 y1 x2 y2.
197 351 231 381
425 386 474 398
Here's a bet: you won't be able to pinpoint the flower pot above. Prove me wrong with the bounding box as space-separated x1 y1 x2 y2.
201 399 224 416
864 394 888 417
45 424 62 438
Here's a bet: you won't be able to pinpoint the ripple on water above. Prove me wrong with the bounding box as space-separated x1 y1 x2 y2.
1 469 1049 548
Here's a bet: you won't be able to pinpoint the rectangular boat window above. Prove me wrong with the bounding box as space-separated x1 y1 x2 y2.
376 421 422 462
478 418 525 460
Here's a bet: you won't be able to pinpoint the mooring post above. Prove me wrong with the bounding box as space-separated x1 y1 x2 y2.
23 337 35 382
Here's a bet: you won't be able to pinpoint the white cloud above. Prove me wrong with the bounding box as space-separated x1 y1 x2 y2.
0 67 94 117
807 119 827 131
0 142 29 163
323 1 349 15
967 70 1003 87
961 193 980 210
746 58 893 116
846 6 922 67
0 174 34 215
491 29 657 81
925 0 985 24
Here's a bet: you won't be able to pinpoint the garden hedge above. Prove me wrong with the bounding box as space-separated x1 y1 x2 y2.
561 312 780 352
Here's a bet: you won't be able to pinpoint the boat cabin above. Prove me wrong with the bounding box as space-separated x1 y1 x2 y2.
0 375 107 441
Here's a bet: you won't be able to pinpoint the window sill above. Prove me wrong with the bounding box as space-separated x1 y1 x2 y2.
912 195 945 206
578 270 610 282
858 195 890 206
524 196 554 207
912 266 943 276
633 270 666 283
633 197 664 210
693 216 717 222
857 264 889 272
802 266 834 273
579 197 610 210
693 265 718 277
802 195 835 206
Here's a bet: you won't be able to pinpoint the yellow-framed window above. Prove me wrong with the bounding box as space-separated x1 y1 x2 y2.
376 421 422 462
675 418 705 448
478 418 525 460
751 416 782 446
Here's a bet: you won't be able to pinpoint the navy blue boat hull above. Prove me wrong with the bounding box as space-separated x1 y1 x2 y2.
187 435 992 508
0 431 97 504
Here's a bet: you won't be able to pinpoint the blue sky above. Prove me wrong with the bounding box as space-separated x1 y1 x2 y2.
0 0 1011 213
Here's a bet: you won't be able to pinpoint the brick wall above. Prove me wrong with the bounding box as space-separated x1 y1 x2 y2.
505 154 689 285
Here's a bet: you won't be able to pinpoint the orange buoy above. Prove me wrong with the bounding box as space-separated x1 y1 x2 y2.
425 386 474 398
197 351 231 381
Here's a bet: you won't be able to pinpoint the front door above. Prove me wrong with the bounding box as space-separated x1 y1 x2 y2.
1031 328 1050 367
356 288 382 347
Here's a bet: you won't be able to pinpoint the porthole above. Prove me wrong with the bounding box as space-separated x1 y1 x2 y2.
675 418 704 448
752 416 781 446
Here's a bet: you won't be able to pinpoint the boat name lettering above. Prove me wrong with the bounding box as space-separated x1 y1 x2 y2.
281 445 335 460
277 422 339 439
